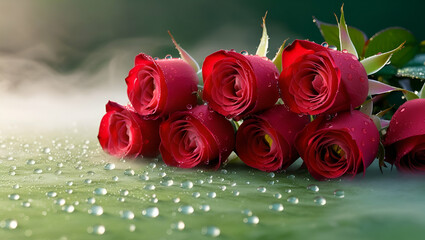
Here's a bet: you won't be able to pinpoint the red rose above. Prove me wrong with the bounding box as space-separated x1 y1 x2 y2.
383 99 425 173
295 111 379 180
236 105 310 172
202 50 279 119
98 101 161 158
159 105 235 169
279 40 368 115
125 53 198 119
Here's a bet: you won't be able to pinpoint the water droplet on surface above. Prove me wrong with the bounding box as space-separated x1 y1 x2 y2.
46 191 57 198
274 193 282 199
8 193 20 200
240 50 248 55
321 42 329 47
104 163 115 170
1 219 18 229
178 205 194 215
144 184 156 190
200 204 211 212
26 159 35 165
120 210 135 220
269 203 284 212
12 184 19 189
181 180 193 189
400 107 406 113
62 205 75 213
172 197 180 203
88 225 105 235
160 177 174 187
120 189 129 196
124 169 135 176
142 207 159 218
207 192 217 198
165 54 172 59
257 186 267 193
112 176 119 181
34 168 43 174
55 198 66 206
242 209 252 216
244 216 260 225
43 147 51 154
93 188 107 196
287 174 295 180
202 226 220 237
22 201 31 208
192 192 201 198
171 221 185 231
129 224 136 232
328 45 337 50
334 189 345 198
84 179 92 184
139 175 149 181
314 196 327 206
88 205 104 216
87 197 96 204
307 184 319 192
342 49 348 53
287 196 299 204
232 190 240 196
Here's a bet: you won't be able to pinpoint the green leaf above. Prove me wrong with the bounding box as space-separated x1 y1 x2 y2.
313 17 367 55
168 31 200 72
256 12 269 57
396 66 425 80
337 5 358 58
401 89 419 100
361 43 404 75
364 28 418 67
272 40 287 72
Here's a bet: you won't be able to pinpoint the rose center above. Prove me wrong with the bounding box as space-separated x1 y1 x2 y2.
263 134 273 148
331 144 345 158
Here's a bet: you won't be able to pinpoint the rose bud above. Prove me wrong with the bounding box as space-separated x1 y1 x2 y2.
125 53 199 119
202 50 279 119
279 40 368 115
159 105 235 169
383 99 425 173
295 111 379 180
235 105 310 172
98 101 161 158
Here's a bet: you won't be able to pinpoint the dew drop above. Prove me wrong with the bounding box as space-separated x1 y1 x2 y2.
88 205 104 216
12 184 19 189
165 54 172 59
181 180 193 189
342 49 348 53
55 198 66 206
43 147 51 154
334 189 345 198
314 196 327 206
257 186 267 193
139 175 149 181
93 188 107 196
33 168 43 174
22 201 31 208
129 224 136 232
207 192 217 198
241 209 252 216
124 169 135 176
112 176 119 181
171 221 185 231
142 207 159 218
287 174 295 180
274 193 282 199
46 191 57 198
178 205 194 215
88 225 105 235
104 163 115 170
26 159 36 165
192 192 201 198
62 205 75 213
120 210 135 220
186 104 193 110
232 190 240 196
240 50 248 55
328 45 337 50
269 203 284 212
144 184 156 190
400 107 406 113
244 216 260 225
8 193 20 200
199 204 210 212
307 184 319 192
1 219 18 229
321 42 329 47
202 226 220 237
87 197 96 204
160 177 174 187
287 196 299 204
172 197 180 203
84 179 92 184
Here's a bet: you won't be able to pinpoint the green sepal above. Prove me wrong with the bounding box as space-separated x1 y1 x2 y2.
361 42 404 75
337 5 358 58
272 40 287 72
256 12 269 57
168 31 200 72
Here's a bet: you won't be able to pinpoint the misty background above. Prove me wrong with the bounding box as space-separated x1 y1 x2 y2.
1 0 424 132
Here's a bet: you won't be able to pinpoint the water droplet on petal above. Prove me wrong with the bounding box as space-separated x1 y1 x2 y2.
240 50 248 55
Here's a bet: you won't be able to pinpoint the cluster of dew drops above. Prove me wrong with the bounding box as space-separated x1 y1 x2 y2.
1 133 344 238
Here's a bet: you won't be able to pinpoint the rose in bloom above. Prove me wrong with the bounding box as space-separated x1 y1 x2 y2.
98 101 161 158
383 99 425 173
295 111 379 180
236 105 310 172
202 50 279 119
125 53 198 119
279 40 368 115
159 105 235 169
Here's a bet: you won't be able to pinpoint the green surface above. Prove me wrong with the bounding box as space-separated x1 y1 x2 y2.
1 129 425 240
